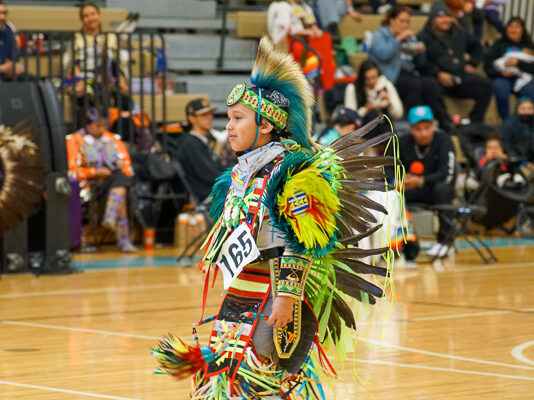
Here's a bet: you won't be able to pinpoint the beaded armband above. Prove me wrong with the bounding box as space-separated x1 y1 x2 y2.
270 255 312 300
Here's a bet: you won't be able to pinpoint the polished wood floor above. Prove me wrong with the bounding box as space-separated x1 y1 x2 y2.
1 244 534 399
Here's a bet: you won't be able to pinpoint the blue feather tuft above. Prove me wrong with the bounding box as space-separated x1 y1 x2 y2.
208 169 232 221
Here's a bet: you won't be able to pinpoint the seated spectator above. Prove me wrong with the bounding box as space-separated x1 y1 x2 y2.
368 6 452 130
267 0 337 89
315 106 362 146
396 106 456 258
418 1 492 123
345 60 403 124
479 132 525 188
175 99 225 202
63 3 130 125
312 0 363 41
484 17 534 121
500 97 534 174
474 0 507 39
0 1 25 81
66 107 136 252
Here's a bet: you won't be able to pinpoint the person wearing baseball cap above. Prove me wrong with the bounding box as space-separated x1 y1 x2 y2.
175 98 224 202
398 105 457 258
316 106 362 146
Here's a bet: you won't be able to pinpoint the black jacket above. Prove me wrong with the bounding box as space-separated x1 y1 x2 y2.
500 115 534 162
174 132 225 202
390 131 456 185
484 37 534 79
417 22 485 77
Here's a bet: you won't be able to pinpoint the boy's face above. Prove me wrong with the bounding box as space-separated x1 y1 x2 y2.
485 139 504 160
410 120 435 147
88 120 107 138
518 101 534 116
226 103 272 152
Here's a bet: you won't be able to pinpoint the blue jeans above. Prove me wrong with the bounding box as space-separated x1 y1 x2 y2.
313 0 347 28
369 0 397 12
485 9 504 33
493 77 534 120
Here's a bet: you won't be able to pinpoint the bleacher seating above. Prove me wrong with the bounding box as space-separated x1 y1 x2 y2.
339 14 428 39
21 0 496 130
9 6 127 31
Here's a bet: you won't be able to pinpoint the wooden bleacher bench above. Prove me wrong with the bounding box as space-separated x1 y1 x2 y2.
62 93 210 124
227 11 268 38
353 0 432 5
8 6 127 32
339 13 427 40
23 38 159 78
132 93 210 123
397 0 433 5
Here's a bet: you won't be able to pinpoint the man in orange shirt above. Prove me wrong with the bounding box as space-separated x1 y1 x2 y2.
66 107 135 252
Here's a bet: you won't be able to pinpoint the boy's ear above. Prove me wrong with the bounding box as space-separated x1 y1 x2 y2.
260 118 274 135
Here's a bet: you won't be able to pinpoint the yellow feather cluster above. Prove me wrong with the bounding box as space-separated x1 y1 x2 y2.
277 161 340 250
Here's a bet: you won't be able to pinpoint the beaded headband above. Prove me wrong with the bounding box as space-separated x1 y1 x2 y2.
226 82 289 130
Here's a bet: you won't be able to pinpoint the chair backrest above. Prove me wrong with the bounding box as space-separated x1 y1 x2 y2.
172 158 200 207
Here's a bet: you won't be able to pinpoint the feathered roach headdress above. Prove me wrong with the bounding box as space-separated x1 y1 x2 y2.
0 121 45 235
226 36 314 150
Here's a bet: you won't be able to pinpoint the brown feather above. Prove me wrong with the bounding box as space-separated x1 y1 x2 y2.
339 208 371 233
335 132 393 159
340 156 397 169
338 224 383 245
334 246 390 258
338 189 387 215
339 178 393 192
329 114 384 150
0 121 45 235
333 257 388 277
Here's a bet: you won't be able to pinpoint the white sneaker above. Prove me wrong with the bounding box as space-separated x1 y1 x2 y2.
377 4 393 14
426 243 453 258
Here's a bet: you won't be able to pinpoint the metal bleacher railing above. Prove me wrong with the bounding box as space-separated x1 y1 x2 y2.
10 30 168 149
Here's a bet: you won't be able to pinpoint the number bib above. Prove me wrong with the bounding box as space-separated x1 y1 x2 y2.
216 224 261 289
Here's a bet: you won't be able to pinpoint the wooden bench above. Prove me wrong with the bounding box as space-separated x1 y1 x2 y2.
23 41 158 78
227 11 268 38
61 93 210 123
339 14 427 40
8 6 127 32
353 0 432 5
131 93 210 122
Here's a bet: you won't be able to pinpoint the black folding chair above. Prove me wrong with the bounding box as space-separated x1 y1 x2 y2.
173 159 213 262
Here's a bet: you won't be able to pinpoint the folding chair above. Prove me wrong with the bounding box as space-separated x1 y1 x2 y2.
422 161 502 264
173 159 213 262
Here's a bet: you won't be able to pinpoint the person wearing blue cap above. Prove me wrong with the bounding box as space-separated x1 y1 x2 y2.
397 105 457 258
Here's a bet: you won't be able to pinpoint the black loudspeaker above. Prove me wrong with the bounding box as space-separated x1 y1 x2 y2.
40 82 69 175
0 82 53 171
0 223 28 274
0 81 72 274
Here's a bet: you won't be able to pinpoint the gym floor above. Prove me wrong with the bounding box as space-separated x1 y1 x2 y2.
1 241 533 399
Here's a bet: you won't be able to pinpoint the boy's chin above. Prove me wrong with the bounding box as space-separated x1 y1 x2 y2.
229 143 245 152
